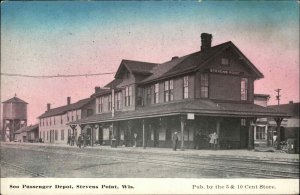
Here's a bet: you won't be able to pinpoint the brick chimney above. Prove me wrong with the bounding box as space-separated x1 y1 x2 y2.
95 86 101 93
47 103 51 111
67 97 71 105
201 33 212 51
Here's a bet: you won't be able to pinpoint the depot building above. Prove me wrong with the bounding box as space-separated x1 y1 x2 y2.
63 33 288 150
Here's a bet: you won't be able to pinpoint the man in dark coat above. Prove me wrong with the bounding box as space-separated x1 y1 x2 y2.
172 131 179 151
77 134 82 148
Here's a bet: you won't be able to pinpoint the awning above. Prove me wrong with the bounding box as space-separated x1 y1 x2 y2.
68 99 289 125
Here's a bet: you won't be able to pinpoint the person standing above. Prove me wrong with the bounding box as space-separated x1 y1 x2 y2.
194 132 200 150
71 135 75 146
172 131 179 151
67 135 71 145
209 132 218 150
77 134 82 148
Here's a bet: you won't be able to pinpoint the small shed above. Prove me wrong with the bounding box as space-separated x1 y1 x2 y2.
14 124 39 143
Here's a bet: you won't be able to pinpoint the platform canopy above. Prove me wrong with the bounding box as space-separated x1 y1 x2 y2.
68 99 289 125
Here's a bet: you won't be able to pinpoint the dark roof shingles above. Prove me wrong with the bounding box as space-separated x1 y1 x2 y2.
39 98 91 118
2 97 28 104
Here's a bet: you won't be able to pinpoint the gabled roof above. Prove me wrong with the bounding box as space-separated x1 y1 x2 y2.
15 124 38 134
2 96 28 104
69 99 289 125
268 102 299 118
104 79 123 88
90 88 112 98
140 41 264 84
38 98 92 118
114 59 158 78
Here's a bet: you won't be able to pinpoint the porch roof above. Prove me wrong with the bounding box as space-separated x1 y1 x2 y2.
68 99 289 125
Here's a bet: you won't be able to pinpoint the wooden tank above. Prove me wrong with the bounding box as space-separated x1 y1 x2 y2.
2 97 28 120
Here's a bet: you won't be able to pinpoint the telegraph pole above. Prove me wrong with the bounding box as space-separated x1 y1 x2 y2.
275 88 281 105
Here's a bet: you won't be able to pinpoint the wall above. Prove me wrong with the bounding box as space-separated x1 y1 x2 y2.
209 74 241 101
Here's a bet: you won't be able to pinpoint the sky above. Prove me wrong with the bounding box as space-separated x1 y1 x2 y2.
1 1 299 125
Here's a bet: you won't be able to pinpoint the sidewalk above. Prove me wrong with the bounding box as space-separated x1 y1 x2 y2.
1 141 299 162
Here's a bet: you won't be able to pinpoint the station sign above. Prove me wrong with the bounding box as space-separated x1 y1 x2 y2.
209 68 242 76
187 113 195 120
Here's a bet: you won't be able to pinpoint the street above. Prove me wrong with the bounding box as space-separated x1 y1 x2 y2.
1 143 299 178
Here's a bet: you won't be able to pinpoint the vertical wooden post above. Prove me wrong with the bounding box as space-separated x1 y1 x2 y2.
180 115 185 151
248 118 256 150
275 118 283 150
91 125 94 147
142 119 145 149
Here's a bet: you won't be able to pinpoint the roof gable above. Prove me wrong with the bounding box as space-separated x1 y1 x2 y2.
140 41 264 84
114 59 158 79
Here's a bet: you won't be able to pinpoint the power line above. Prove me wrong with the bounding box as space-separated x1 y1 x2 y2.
0 72 115 78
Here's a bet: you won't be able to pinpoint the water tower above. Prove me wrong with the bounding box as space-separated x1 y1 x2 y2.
2 95 27 141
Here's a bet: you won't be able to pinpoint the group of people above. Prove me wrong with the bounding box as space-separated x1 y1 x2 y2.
194 131 219 150
67 133 91 148
172 131 219 151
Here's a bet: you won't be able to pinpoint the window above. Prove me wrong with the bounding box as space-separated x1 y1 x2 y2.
256 126 265 139
164 80 174 102
97 97 103 113
47 131 49 141
221 58 229 66
146 86 152 105
108 94 112 111
183 76 189 99
50 117 52 126
241 118 246 126
137 87 143 106
55 130 58 141
43 131 45 141
116 92 121 110
61 130 64 141
241 78 248 100
125 86 132 106
154 83 159 103
200 73 209 98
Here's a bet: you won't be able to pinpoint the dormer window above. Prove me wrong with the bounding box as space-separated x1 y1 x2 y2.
221 58 229 66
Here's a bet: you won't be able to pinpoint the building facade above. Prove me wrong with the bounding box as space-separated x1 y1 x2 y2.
38 97 94 144
69 33 288 150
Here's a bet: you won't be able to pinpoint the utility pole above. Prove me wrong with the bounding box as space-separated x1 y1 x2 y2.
275 88 281 105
